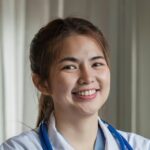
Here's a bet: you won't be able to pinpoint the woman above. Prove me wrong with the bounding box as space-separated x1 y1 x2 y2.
0 17 150 150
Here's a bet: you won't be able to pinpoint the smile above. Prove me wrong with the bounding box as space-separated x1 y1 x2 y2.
77 89 96 96
72 89 100 100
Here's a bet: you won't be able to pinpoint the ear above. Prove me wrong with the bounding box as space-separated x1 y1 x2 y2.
32 73 50 96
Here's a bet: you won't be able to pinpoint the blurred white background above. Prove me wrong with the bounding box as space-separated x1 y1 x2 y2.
0 0 150 143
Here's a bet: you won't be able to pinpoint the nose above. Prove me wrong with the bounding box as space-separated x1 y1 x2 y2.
78 65 94 85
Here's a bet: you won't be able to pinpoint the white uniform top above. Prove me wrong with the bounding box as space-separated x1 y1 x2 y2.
0 114 150 150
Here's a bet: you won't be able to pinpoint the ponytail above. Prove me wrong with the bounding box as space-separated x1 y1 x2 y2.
36 94 54 127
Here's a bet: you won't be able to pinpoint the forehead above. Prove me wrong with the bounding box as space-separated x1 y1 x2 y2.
58 35 104 60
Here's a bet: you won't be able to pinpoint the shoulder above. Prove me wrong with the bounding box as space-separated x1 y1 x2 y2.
0 129 42 150
119 130 150 149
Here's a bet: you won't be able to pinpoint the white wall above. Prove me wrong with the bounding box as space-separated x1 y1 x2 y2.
0 0 26 141
0 5 5 140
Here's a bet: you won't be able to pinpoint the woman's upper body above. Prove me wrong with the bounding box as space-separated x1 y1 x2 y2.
0 113 150 150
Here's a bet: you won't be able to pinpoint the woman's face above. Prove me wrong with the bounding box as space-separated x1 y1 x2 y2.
48 35 110 117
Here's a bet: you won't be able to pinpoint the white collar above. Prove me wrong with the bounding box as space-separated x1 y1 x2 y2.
48 113 119 150
98 119 120 150
48 113 74 150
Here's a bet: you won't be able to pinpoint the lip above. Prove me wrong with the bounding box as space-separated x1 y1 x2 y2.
72 88 100 101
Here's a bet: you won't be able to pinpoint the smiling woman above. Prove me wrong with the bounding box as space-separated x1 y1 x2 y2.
0 17 150 150
48 35 110 121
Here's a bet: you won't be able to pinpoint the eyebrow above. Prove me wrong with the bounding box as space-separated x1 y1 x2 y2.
58 56 105 63
91 56 104 61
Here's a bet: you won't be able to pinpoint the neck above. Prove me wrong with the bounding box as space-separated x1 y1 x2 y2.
54 111 99 150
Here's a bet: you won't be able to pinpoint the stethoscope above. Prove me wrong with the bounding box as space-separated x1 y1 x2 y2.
39 120 133 150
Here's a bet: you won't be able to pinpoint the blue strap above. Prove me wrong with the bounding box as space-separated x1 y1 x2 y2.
119 133 133 150
39 122 53 150
107 124 126 150
103 120 133 150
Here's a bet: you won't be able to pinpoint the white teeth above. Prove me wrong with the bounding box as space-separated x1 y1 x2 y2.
78 90 96 96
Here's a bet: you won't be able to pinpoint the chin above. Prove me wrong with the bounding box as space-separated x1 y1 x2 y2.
77 105 100 117
71 98 106 117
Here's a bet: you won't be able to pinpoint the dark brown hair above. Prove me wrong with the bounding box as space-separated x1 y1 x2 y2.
29 17 109 127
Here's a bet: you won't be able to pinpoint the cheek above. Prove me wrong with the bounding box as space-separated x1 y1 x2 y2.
104 70 110 85
103 69 111 96
97 68 111 97
51 74 76 95
98 68 110 83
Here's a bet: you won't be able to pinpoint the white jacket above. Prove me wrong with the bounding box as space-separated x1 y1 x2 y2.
0 115 150 150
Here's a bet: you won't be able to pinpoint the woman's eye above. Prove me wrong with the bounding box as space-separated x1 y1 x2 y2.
92 62 104 67
62 65 77 70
